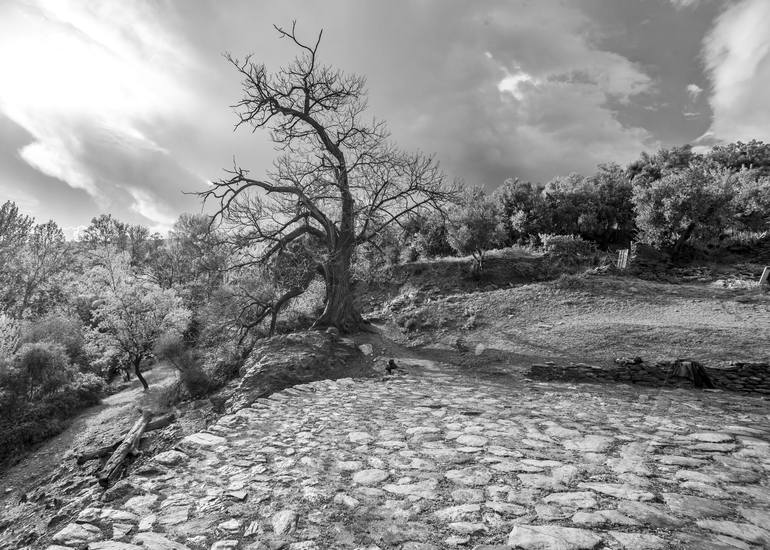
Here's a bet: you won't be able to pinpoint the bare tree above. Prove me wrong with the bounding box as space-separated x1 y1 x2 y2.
200 22 456 332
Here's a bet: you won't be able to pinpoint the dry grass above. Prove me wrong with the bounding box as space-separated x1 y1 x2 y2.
384 273 770 370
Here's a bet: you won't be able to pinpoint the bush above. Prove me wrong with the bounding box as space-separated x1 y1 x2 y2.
0 368 104 465
21 313 86 367
9 342 74 401
154 332 211 398
540 234 597 258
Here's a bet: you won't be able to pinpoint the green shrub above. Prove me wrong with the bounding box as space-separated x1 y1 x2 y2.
21 313 86 367
10 342 74 400
540 234 597 258
0 370 104 465
154 332 211 398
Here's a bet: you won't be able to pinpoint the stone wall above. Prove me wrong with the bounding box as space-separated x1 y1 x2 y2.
528 360 770 395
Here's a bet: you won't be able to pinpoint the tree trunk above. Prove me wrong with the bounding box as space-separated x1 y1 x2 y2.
315 246 364 333
133 356 149 391
672 221 696 258
97 410 152 487
269 287 305 336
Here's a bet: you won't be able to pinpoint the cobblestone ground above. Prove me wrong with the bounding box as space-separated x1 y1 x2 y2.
37 365 770 549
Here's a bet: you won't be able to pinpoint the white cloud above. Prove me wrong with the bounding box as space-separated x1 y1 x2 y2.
686 83 704 101
125 187 177 235
497 69 538 101
0 0 199 220
701 0 770 143
670 0 702 9
464 7 656 181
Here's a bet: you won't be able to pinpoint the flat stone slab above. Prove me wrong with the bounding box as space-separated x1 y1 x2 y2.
662 492 732 518
696 520 770 545
180 432 227 446
577 482 655 501
508 524 603 549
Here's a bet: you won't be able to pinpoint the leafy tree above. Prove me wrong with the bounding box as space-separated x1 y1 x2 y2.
149 213 226 300
632 166 735 255
586 163 635 246
199 23 455 332
14 221 70 317
494 178 541 244
730 170 770 232
708 140 770 176
446 186 506 273
85 251 190 390
627 144 701 186
0 201 33 315
0 207 70 318
80 214 129 251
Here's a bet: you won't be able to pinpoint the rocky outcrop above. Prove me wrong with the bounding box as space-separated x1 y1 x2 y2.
225 331 375 412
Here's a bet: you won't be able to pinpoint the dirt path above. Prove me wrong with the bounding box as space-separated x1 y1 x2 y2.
0 363 178 503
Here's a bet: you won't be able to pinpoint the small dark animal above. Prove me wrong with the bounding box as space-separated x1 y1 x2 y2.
386 359 399 375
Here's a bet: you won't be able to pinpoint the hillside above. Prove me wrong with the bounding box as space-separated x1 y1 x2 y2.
1 265 769 549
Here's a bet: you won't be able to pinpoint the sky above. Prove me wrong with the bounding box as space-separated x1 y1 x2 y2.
1 0 769 237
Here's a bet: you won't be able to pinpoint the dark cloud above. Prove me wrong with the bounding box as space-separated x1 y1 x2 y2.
0 0 759 234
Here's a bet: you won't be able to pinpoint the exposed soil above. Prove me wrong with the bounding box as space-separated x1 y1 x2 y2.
378 273 770 375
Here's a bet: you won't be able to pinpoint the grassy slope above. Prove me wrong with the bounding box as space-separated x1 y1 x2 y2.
374 267 770 372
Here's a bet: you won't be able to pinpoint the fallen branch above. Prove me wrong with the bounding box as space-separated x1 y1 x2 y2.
76 441 120 465
146 413 176 431
76 413 176 465
97 411 152 487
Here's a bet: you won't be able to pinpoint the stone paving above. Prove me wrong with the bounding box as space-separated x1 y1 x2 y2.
34 366 770 549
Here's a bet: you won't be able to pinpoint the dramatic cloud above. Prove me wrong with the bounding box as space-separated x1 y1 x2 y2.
380 2 656 184
0 1 730 231
701 0 770 143
0 0 203 231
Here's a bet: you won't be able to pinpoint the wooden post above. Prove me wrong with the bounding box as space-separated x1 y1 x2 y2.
759 266 770 286
617 249 629 269
97 410 152 487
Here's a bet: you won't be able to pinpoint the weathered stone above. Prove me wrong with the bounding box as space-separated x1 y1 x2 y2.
132 532 191 550
211 541 239 550
577 483 654 501
353 469 389 485
433 504 481 522
563 435 614 453
739 507 770 529
507 525 603 549
617 501 684 528
445 467 493 486
571 510 639 526
451 488 484 503
89 542 143 550
181 432 227 447
456 435 488 447
609 531 666 549
661 492 731 518
53 523 103 545
153 450 189 465
272 509 298 536
696 520 770 545
689 432 733 443
448 521 486 534
544 492 597 509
